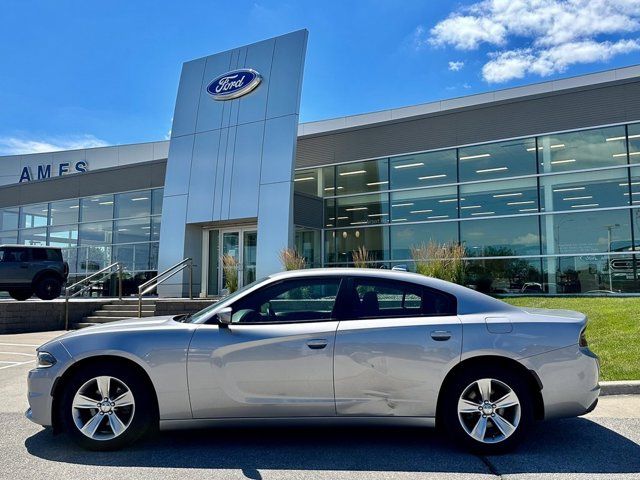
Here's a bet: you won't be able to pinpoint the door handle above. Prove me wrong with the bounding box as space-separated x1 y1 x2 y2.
306 339 328 349
430 330 452 341
20 264 29 269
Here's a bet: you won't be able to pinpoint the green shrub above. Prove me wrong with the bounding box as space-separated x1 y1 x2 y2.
411 241 466 284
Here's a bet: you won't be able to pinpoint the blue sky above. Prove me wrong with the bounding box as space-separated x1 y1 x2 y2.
1 0 640 154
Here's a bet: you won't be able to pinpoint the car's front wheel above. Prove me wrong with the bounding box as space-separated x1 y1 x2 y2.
440 365 533 454
59 363 156 450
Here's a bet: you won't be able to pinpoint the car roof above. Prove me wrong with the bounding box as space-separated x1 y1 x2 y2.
0 244 60 249
267 268 518 315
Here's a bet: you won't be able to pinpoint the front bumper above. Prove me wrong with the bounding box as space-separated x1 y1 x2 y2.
521 344 600 420
26 341 73 427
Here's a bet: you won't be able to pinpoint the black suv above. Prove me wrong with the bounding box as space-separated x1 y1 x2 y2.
0 245 69 301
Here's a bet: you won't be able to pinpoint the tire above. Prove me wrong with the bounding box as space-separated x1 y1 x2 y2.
440 364 534 455
8 288 32 301
59 362 156 451
34 276 62 300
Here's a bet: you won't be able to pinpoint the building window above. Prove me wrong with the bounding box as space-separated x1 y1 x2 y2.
79 221 114 245
48 225 78 248
465 257 543 294
542 254 639 294
0 207 19 231
629 123 640 164
19 203 49 228
459 138 537 182
541 209 632 255
461 215 541 257
390 222 459 260
0 230 18 244
390 186 458 222
49 199 79 226
334 193 389 227
18 227 48 246
295 228 321 268
538 125 627 173
539 168 630 212
113 217 151 244
115 190 152 218
294 169 319 196
329 225 390 265
80 195 114 222
152 188 164 215
336 159 388 195
459 178 539 217
390 150 457 189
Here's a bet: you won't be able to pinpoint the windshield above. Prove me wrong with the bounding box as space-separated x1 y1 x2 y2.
183 277 268 323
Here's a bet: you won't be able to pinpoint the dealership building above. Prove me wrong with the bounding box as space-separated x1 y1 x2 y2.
1 30 640 296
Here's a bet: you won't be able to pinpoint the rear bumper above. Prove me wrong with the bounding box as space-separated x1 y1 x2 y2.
521 344 600 420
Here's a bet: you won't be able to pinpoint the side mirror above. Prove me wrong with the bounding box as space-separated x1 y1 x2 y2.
216 307 233 327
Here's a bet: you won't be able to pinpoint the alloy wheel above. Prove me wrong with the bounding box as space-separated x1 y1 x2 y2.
457 378 521 444
71 376 135 441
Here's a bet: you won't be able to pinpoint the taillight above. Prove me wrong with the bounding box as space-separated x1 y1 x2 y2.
579 327 588 347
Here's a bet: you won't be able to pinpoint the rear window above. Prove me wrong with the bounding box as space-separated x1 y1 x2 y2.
345 277 457 319
30 248 62 261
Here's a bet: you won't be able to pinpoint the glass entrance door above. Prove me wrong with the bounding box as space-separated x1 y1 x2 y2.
243 230 257 286
221 231 240 293
205 226 257 296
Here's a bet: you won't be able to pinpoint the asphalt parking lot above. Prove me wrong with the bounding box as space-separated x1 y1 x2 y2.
1 331 639 480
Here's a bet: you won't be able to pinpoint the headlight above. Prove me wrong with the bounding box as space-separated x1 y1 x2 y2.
36 351 56 368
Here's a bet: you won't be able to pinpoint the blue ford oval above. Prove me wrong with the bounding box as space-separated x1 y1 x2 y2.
206 69 262 100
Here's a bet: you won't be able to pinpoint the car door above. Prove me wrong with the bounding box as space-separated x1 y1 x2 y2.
0 247 29 285
334 276 462 417
188 276 343 418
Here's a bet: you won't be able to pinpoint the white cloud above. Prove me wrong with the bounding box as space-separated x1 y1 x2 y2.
422 0 640 83
482 39 640 82
0 134 108 155
448 60 465 71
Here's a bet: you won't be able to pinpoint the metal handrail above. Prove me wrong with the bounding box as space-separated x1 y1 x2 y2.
64 262 124 330
138 258 193 317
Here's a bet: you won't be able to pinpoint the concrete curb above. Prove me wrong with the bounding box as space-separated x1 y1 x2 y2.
600 380 640 396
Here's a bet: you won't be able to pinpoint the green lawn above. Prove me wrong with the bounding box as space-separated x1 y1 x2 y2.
502 297 640 381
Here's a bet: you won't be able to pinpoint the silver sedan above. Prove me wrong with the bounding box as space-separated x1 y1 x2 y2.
26 269 600 454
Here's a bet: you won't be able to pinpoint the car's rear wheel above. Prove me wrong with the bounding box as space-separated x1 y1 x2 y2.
8 288 32 301
440 365 533 454
34 276 62 300
59 363 155 450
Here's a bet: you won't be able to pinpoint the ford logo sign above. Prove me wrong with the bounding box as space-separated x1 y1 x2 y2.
206 69 262 100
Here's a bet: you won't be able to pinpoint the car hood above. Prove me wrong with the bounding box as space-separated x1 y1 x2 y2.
42 315 180 348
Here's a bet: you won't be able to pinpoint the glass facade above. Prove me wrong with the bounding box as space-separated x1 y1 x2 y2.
295 122 640 294
0 187 163 292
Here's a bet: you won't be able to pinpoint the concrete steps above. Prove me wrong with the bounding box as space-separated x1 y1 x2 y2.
73 297 220 329
75 300 157 329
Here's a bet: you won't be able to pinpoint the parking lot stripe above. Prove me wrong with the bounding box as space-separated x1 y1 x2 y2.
0 343 40 347
0 351 35 357
0 360 34 370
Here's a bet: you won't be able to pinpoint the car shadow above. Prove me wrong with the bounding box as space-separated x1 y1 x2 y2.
25 418 640 476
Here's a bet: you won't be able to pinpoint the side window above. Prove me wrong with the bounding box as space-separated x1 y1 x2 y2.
32 249 48 261
347 278 456 319
0 247 28 262
231 277 342 324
